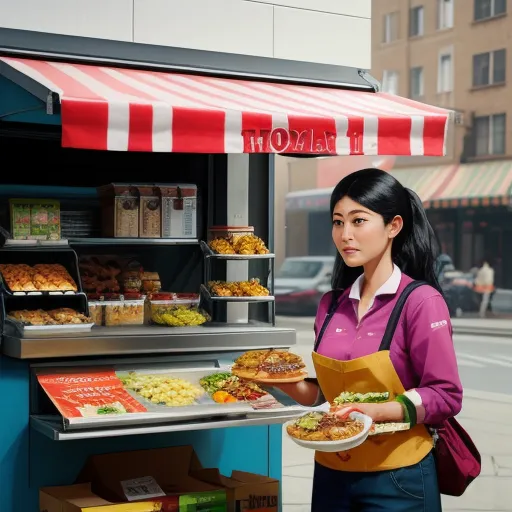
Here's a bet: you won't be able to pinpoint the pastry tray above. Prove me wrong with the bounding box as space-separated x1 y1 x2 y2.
3 317 95 337
0 246 83 296
200 240 275 260
200 284 275 303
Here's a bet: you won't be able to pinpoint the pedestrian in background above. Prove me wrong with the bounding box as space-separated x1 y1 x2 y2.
474 260 495 318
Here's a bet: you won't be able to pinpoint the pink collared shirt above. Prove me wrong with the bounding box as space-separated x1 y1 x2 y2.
314 266 463 424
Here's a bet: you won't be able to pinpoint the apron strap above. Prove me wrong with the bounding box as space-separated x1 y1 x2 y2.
378 280 429 351
313 289 344 352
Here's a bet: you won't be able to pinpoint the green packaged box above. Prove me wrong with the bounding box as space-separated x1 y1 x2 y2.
9 200 31 240
179 490 227 511
29 200 60 240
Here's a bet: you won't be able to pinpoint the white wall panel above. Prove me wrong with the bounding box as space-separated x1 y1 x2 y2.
250 0 371 18
273 6 372 68
134 0 274 58
0 0 133 41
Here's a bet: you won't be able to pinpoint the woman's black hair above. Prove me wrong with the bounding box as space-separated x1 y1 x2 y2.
330 168 441 292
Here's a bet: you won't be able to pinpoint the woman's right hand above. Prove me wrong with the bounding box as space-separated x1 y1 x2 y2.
264 379 323 407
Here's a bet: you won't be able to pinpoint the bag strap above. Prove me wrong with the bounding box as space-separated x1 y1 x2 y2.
313 289 344 352
378 280 428 351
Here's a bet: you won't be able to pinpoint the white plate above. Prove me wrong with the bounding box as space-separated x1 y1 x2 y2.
284 412 373 453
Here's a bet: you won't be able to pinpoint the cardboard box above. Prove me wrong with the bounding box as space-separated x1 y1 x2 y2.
97 184 139 238
192 469 279 512
158 184 197 239
137 185 162 239
40 446 227 512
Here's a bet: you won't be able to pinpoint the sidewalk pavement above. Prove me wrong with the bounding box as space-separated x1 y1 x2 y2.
282 392 512 511
451 317 512 337
277 315 512 338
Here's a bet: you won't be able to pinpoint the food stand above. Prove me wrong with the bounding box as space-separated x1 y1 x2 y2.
0 40 453 512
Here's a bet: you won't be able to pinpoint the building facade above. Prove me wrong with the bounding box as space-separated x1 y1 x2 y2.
0 0 371 68
372 0 512 165
370 0 512 286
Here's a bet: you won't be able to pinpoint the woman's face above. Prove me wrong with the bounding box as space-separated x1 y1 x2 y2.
332 196 402 268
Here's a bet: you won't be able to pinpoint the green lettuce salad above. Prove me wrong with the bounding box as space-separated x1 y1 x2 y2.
333 391 390 405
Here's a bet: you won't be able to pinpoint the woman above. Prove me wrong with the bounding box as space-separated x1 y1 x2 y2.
278 168 463 511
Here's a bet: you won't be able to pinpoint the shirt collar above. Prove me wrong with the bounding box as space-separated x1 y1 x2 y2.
349 264 402 302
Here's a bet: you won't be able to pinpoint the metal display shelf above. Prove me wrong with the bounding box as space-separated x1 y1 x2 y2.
31 411 301 441
2 325 296 359
68 237 199 246
200 240 275 260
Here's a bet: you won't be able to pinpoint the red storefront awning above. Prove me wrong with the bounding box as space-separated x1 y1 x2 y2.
0 56 452 155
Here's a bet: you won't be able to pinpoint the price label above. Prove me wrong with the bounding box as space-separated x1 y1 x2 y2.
121 476 166 502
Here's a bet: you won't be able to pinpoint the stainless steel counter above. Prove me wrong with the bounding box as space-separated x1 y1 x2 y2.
2 325 296 359
31 412 296 441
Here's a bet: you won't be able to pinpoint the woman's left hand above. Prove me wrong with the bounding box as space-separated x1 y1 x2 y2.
332 402 404 423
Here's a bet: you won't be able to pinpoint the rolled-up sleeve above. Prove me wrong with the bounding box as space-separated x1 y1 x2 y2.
405 295 463 425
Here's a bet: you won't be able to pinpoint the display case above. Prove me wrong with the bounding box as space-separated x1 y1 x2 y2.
0 169 295 512
0 177 299 442
29 353 306 441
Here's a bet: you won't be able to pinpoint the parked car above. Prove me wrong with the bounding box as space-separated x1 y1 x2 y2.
441 270 479 317
275 256 335 316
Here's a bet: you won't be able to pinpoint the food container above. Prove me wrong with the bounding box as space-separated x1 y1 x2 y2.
149 294 209 327
141 271 161 293
158 184 197 239
103 298 145 326
88 301 104 326
121 271 142 293
208 226 254 243
97 184 139 238
137 186 161 238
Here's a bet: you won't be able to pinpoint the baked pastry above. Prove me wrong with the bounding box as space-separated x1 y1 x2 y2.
9 308 91 325
208 279 270 297
0 263 77 292
8 309 58 325
33 264 78 291
47 308 91 324
0 264 38 291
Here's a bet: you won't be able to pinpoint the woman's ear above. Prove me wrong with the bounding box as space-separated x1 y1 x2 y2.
388 215 403 239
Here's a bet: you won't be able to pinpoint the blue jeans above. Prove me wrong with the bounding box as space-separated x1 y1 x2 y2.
311 452 442 512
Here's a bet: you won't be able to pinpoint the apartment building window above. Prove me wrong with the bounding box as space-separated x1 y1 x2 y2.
410 6 424 36
438 0 454 28
383 12 399 42
382 71 399 94
410 67 424 98
438 52 453 92
475 114 506 156
473 49 506 87
474 0 507 21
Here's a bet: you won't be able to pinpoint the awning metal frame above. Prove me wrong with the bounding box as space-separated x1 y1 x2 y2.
0 27 378 96
0 58 60 114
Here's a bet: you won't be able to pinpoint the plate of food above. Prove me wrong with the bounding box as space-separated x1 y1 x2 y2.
285 410 373 452
231 349 308 383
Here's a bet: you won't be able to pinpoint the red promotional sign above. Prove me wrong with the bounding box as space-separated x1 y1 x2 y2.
37 368 147 418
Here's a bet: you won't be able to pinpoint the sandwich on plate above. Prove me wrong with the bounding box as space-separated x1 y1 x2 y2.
231 349 307 383
286 411 365 442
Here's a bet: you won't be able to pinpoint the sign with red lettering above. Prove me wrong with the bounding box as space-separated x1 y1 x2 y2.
37 368 148 418
242 128 364 155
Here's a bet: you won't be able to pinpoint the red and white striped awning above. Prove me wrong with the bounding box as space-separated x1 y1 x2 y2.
0 56 452 156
